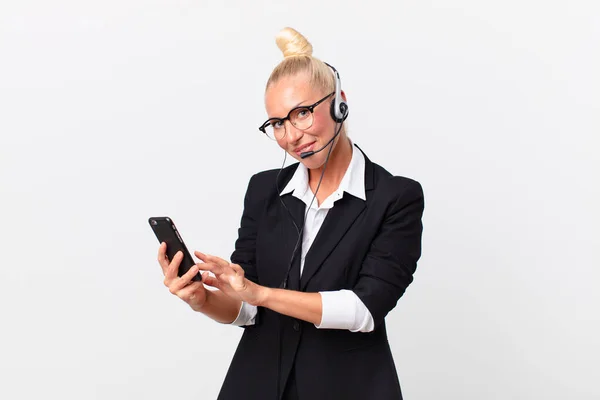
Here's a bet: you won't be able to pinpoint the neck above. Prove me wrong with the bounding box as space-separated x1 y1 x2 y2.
308 135 352 191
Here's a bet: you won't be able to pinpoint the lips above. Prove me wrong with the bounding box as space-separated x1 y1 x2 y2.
294 141 316 156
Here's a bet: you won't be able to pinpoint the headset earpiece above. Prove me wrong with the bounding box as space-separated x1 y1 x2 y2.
325 62 349 123
330 96 348 123
330 99 342 123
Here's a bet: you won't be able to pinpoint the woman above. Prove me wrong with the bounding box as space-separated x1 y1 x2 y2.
157 27 424 400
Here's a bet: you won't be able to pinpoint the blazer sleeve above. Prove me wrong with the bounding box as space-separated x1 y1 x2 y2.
230 173 262 285
352 178 425 329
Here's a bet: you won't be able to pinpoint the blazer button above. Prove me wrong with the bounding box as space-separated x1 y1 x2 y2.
293 320 300 331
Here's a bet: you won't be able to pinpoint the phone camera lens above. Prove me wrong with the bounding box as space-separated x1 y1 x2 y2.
151 220 158 226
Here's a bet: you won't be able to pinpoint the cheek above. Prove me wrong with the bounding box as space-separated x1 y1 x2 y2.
305 111 334 136
275 138 287 150
309 118 333 137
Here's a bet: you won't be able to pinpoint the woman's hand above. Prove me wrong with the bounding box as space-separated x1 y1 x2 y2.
158 242 212 312
194 251 269 307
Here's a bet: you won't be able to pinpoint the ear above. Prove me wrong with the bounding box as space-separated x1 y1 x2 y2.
340 90 347 102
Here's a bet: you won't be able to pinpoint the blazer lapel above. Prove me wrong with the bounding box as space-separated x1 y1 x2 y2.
300 195 366 290
299 145 375 290
355 144 375 192
274 162 306 237
278 193 305 290
261 164 306 289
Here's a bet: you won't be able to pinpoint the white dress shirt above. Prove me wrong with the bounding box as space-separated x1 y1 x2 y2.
231 143 375 332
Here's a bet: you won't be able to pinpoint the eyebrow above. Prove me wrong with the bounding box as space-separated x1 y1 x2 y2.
292 99 310 108
268 98 310 119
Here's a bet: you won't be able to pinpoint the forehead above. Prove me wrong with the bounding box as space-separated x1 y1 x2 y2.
265 73 322 118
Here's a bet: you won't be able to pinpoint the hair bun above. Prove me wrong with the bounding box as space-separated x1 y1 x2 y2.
275 27 313 58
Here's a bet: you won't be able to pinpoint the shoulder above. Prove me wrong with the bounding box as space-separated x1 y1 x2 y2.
244 163 299 200
366 162 425 224
354 143 423 200
371 161 424 201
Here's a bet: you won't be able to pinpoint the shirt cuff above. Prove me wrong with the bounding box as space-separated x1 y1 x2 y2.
316 289 375 332
230 301 258 327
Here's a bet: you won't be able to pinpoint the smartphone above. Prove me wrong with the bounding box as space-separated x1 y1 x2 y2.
148 217 201 282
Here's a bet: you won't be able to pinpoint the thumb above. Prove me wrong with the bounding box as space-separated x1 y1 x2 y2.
202 272 220 288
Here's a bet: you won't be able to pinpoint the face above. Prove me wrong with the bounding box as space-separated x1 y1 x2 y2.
264 73 341 168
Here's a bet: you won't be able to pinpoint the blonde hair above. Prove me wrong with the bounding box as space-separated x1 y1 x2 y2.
266 27 336 95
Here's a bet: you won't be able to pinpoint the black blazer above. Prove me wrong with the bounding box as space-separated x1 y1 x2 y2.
217 145 424 400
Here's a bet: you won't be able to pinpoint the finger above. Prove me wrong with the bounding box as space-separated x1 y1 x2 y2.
214 255 233 269
164 251 183 282
194 251 208 262
182 263 200 282
194 251 220 273
157 242 169 272
195 252 238 281
176 281 204 301
230 263 245 277
169 264 199 294
200 271 210 282
196 261 224 275
201 272 220 289
195 251 230 269
219 262 242 280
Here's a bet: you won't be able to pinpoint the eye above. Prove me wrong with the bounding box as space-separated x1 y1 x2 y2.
272 120 284 129
295 108 310 120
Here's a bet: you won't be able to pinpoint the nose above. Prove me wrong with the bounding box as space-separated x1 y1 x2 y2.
284 120 303 143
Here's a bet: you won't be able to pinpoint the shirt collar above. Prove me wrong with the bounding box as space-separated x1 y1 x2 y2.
280 141 366 204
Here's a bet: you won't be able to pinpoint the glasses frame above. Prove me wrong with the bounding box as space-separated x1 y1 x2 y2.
258 92 334 140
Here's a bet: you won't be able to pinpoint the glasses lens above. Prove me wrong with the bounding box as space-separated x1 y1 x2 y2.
290 107 313 130
263 121 285 140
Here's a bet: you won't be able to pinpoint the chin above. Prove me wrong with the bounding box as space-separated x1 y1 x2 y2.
299 153 328 169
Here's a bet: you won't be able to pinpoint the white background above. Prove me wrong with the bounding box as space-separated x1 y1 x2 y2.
1 1 599 399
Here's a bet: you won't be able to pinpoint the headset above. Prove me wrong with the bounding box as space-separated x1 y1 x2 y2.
274 62 348 399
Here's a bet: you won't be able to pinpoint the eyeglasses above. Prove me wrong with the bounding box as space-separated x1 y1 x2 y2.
258 92 334 140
